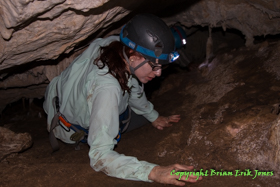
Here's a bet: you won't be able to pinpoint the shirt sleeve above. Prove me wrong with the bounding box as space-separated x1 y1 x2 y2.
128 78 159 122
87 84 157 181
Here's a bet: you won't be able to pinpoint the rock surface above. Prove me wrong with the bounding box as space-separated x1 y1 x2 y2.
164 0 280 47
152 39 280 177
1 1 280 185
0 0 280 112
0 0 126 70
0 126 32 161
1 36 280 187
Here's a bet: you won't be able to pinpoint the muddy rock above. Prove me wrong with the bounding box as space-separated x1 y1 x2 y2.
152 40 280 182
0 126 33 161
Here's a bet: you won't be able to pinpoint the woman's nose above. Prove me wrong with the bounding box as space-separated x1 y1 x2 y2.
154 69 162 77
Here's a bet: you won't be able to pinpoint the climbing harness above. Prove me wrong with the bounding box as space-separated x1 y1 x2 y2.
49 96 88 151
49 96 131 152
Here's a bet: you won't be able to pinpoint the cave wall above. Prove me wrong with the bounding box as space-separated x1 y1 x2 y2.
0 0 127 70
163 0 280 46
0 0 280 112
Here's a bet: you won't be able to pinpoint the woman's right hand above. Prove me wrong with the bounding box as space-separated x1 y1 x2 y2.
148 164 202 186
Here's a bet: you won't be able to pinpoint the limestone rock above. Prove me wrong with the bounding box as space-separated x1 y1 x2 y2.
153 39 280 172
269 115 280 167
0 126 33 161
0 0 280 112
164 0 280 47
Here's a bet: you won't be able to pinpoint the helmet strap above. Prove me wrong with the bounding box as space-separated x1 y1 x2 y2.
122 47 149 74
133 59 149 72
122 47 145 97
122 47 135 74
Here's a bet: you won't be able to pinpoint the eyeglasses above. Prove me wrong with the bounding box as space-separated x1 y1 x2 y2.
147 60 162 71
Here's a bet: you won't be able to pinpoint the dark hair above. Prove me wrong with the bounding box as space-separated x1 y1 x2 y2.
94 41 141 94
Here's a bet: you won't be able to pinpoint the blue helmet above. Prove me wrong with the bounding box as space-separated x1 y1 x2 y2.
120 13 179 65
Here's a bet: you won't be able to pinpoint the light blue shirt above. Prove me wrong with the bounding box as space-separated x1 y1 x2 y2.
43 36 159 182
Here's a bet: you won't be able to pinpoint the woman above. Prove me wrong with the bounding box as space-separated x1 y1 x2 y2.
43 13 202 186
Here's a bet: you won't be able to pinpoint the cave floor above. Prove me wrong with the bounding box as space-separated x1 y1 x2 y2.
0 103 270 187
1 43 280 187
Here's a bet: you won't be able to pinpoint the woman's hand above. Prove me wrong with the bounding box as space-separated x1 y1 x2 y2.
152 115 181 130
148 164 202 186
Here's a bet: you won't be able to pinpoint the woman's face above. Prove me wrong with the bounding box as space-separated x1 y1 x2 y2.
129 55 162 83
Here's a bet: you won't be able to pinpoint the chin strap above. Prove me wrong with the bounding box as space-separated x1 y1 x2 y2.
122 47 134 74
123 47 145 97
134 59 149 72
122 47 149 74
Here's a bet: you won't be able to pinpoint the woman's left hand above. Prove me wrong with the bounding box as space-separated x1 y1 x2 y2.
152 115 181 130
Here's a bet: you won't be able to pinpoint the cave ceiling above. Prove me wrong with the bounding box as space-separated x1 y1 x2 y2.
0 0 280 112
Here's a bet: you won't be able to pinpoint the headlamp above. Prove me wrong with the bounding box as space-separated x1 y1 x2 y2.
170 25 187 49
169 51 179 62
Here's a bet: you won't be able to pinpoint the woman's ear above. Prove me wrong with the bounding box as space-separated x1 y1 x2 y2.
129 57 134 63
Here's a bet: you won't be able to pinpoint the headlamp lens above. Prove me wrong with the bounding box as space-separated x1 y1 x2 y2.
169 51 179 62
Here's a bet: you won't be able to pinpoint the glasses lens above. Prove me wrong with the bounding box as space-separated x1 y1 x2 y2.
148 61 161 71
152 66 161 71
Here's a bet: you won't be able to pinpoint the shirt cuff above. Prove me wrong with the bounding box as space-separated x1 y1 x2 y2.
136 162 158 182
143 109 159 122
